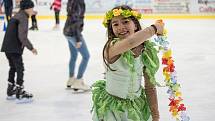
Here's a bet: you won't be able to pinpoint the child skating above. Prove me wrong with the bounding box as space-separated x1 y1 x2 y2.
1 0 38 104
50 0 62 30
92 5 164 121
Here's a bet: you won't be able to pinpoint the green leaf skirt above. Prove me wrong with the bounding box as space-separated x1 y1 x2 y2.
92 80 151 121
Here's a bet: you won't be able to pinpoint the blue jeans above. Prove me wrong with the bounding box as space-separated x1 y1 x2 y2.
65 36 90 79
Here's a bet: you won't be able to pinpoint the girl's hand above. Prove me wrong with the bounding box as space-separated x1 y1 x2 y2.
154 19 164 35
76 42 82 48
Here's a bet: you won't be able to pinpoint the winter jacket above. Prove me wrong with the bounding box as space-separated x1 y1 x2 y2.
63 0 85 42
51 0 61 11
1 10 34 54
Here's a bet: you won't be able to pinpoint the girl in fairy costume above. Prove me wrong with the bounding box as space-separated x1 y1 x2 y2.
92 5 164 121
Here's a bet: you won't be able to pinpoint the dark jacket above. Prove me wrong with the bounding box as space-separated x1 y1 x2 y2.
1 10 34 54
63 0 85 42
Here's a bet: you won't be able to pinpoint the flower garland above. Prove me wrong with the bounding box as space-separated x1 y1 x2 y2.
103 8 142 28
154 30 190 121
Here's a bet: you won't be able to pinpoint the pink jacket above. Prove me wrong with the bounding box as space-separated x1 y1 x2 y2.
52 0 61 11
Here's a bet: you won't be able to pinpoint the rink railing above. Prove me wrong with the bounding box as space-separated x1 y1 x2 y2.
35 14 215 20
0 14 214 20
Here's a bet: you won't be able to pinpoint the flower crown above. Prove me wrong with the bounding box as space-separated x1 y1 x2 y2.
103 8 142 28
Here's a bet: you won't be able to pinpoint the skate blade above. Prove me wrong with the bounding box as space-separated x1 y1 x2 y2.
71 88 91 93
16 98 33 104
6 95 16 100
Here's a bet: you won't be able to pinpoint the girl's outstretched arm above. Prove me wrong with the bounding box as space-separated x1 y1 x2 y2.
107 22 163 59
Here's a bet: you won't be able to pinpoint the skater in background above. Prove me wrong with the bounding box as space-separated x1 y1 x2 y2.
63 0 90 91
13 0 22 13
1 0 38 103
92 5 164 121
2 0 13 22
29 0 38 30
0 0 3 14
16 0 38 30
50 0 62 30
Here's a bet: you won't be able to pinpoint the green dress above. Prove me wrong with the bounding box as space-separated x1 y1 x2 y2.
92 55 152 121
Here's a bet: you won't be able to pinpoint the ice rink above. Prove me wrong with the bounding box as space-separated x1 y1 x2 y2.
0 18 215 121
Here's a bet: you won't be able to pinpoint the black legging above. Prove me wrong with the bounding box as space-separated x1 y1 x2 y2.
54 10 60 24
5 7 13 23
31 15 37 27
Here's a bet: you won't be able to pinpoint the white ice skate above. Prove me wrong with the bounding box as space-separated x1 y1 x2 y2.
71 79 91 93
52 24 60 30
66 77 75 89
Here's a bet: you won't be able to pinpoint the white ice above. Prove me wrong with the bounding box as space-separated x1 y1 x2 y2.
0 19 215 121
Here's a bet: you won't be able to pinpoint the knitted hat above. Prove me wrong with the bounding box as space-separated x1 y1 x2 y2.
20 0 34 10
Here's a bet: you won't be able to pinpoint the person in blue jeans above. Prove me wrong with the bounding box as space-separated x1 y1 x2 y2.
63 0 90 91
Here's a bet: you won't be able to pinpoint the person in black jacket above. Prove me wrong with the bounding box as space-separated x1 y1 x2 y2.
63 0 90 91
1 0 37 104
2 0 13 22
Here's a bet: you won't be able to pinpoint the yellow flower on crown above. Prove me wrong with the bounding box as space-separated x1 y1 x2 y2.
112 9 123 16
131 11 138 17
103 8 142 28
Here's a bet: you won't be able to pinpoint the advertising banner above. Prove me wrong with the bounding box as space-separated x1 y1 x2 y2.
1 0 214 15
85 0 115 13
133 0 153 13
197 0 215 13
152 0 190 13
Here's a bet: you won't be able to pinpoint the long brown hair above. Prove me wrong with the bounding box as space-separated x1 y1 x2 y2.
102 5 143 70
